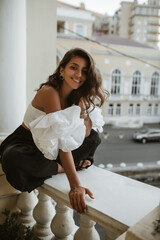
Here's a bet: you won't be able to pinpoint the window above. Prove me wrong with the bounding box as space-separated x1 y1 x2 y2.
108 104 114 116
128 104 134 116
150 72 159 96
132 71 141 95
154 104 159 115
147 104 153 116
73 23 87 37
57 21 65 33
116 104 121 116
136 104 141 116
111 69 121 95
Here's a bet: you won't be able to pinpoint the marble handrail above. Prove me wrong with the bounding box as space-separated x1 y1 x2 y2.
38 165 160 239
16 166 160 240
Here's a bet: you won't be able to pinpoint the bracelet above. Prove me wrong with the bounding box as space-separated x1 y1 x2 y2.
80 111 89 121
80 113 88 117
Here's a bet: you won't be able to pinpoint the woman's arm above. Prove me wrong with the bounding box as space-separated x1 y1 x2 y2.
59 150 94 213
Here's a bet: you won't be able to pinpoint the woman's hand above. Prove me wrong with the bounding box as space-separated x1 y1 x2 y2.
69 186 94 214
78 98 92 137
78 97 86 114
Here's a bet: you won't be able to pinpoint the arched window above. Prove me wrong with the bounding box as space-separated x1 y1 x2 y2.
111 69 121 95
150 72 159 96
132 71 141 95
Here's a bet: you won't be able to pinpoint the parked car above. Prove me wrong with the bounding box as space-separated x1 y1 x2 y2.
133 128 160 144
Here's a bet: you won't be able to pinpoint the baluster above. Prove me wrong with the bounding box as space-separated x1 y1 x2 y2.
74 214 100 240
17 191 38 227
51 202 75 240
33 191 55 240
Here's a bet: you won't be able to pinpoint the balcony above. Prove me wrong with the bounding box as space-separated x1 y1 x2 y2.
148 26 160 34
149 20 160 26
1 164 159 240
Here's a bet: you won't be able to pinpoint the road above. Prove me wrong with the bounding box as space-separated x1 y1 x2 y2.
94 140 160 166
94 126 160 167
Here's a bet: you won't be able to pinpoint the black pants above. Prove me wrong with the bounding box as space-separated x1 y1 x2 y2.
0 126 101 192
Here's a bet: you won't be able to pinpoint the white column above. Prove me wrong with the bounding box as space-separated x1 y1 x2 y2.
0 0 57 138
74 215 100 240
50 202 75 240
33 192 55 240
17 192 38 227
0 0 26 137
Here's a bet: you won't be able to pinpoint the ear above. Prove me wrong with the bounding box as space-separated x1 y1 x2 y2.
60 67 64 75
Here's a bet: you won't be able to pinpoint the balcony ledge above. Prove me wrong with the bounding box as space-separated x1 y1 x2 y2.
39 165 160 237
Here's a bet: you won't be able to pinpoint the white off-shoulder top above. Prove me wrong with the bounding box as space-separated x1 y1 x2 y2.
23 104 104 160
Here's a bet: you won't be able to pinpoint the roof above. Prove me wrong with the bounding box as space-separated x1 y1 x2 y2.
58 1 105 17
92 34 155 49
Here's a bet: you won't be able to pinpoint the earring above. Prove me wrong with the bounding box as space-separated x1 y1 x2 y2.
60 75 64 81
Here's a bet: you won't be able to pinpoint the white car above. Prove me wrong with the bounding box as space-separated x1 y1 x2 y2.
133 128 160 144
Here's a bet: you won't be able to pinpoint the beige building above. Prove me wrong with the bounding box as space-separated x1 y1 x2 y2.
114 0 160 50
57 1 160 127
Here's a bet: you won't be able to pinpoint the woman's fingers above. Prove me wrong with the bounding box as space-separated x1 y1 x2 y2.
85 188 94 199
69 187 94 214
69 191 83 213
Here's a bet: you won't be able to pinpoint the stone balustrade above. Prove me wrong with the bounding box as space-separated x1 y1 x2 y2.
15 166 160 240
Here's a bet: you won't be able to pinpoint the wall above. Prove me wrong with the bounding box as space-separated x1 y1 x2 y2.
26 0 57 104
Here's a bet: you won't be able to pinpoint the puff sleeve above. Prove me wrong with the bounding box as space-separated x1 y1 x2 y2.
89 106 105 133
29 106 86 160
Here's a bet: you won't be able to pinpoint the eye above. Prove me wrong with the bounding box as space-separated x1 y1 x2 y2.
70 66 77 70
82 69 88 75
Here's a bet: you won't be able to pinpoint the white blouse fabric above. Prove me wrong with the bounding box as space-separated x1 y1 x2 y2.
24 104 104 160
89 106 104 133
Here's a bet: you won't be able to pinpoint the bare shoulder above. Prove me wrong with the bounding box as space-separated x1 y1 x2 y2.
33 85 61 114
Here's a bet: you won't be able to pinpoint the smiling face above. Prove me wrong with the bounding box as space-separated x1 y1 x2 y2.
60 56 88 91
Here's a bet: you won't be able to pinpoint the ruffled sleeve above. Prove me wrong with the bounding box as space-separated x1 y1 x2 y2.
29 106 86 160
89 106 105 133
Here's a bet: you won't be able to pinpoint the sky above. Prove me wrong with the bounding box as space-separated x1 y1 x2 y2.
61 0 147 15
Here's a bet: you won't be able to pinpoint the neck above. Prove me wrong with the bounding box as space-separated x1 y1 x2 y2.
60 83 73 100
59 83 73 109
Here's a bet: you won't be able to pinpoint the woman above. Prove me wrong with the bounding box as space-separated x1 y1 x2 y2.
0 48 107 214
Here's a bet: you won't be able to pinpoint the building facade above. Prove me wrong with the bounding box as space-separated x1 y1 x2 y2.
114 0 160 50
57 1 160 127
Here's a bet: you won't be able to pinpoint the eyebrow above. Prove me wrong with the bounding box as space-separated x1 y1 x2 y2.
70 63 88 69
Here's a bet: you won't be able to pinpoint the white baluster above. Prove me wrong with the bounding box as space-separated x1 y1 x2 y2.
17 191 38 227
74 215 100 240
33 191 55 240
51 202 75 240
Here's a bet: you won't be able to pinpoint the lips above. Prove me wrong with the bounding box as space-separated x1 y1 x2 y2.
72 78 81 84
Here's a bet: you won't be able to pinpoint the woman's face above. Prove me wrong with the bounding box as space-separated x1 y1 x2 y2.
60 56 88 90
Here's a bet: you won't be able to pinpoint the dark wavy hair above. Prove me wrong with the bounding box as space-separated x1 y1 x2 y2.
38 48 109 109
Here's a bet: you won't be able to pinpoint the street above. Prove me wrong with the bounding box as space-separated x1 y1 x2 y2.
94 125 160 168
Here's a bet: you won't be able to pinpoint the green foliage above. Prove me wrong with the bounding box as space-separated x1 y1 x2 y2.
0 209 40 240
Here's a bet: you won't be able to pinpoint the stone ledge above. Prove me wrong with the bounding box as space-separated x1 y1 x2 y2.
125 206 160 240
39 166 160 237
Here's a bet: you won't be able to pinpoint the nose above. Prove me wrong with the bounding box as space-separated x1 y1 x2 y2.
75 69 82 78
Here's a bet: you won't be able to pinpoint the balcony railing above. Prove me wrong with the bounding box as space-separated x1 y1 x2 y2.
15 166 160 240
